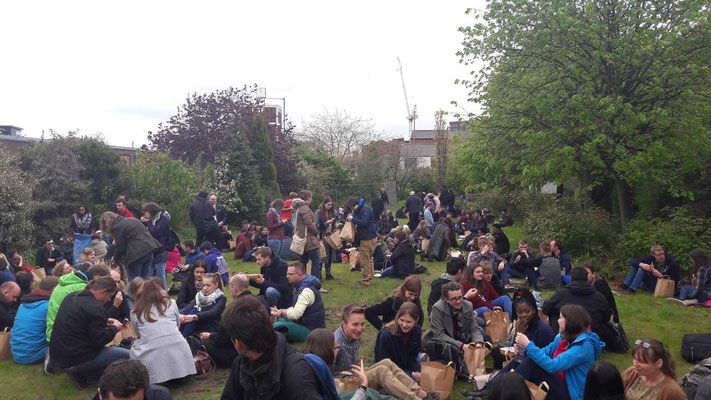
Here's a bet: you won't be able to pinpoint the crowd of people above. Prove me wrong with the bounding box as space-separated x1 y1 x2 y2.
0 186 709 400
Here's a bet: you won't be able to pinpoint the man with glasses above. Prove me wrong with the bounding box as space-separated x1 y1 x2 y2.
272 262 325 343
621 245 680 295
423 281 484 376
37 239 65 276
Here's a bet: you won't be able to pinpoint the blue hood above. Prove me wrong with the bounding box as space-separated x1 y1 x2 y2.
299 275 322 291
573 329 605 357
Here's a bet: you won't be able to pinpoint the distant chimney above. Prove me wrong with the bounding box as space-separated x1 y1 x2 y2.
0 125 23 136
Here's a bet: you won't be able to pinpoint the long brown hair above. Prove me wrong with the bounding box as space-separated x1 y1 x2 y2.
99 212 119 235
392 276 422 301
632 339 677 379
318 197 336 223
384 302 421 335
302 328 336 366
560 304 591 342
132 277 170 324
463 262 487 293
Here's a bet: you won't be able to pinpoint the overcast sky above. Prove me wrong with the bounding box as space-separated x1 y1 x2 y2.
2 1 485 148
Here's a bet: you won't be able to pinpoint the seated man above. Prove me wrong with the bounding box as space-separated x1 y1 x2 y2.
0 281 21 331
467 236 510 284
170 240 204 290
92 359 173 400
395 205 407 219
508 240 538 287
37 239 65 276
201 241 229 285
221 294 321 399
333 304 437 400
249 247 292 308
542 267 624 353
492 224 510 259
582 262 619 323
551 239 572 285
382 231 416 278
272 262 325 342
49 276 130 388
427 258 465 314
621 244 680 295
423 281 484 377
519 242 560 290
11 276 59 364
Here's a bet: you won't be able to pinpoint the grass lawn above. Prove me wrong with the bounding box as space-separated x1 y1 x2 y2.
2 225 710 399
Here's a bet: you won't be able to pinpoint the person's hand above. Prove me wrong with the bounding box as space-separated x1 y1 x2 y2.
327 218 335 224
515 317 528 334
108 318 123 331
200 332 211 340
640 263 651 271
179 314 188 324
218 222 223 227
498 261 505 271
464 288 478 300
515 332 530 348
412 371 422 384
140 216 149 223
48 258 54 263
270 306 280 318
653 269 663 278
113 291 124 308
346 215 353 222
515 255 521 263
351 359 368 387
252 275 264 285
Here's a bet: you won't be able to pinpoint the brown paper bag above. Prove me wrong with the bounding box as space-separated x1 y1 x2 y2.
421 239 430 252
526 380 549 400
654 275 675 298
349 250 360 271
486 320 509 344
325 230 342 249
0 328 12 361
538 309 549 324
483 309 510 325
420 361 456 399
335 375 360 393
319 241 327 258
31 268 46 287
123 321 137 339
340 222 355 243
463 342 491 377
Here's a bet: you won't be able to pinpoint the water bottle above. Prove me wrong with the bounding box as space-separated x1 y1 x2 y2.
514 342 526 362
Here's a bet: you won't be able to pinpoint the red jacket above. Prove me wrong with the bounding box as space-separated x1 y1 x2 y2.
461 280 500 309
266 210 285 239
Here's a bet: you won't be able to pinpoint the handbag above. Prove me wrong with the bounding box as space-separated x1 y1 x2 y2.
290 210 307 256
194 349 216 380
607 320 629 354
654 275 675 297
483 308 511 325
319 241 327 258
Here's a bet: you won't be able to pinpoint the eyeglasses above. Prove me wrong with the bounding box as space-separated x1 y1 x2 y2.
448 296 463 302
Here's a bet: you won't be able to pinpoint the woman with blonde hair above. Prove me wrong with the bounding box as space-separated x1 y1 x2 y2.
129 277 196 383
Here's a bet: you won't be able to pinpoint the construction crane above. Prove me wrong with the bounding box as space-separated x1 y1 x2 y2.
397 57 417 140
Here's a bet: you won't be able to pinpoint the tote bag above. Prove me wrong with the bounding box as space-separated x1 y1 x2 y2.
654 275 675 298
290 210 307 256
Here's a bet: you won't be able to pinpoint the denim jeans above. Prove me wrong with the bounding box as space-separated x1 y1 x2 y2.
127 252 154 282
474 295 513 320
148 250 168 289
299 248 322 279
680 285 696 300
380 266 396 278
495 263 511 284
623 266 655 291
66 346 130 382
267 239 283 259
264 286 281 307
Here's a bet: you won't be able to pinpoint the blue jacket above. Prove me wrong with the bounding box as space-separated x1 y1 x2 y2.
303 354 340 400
350 200 377 245
0 269 15 285
295 275 326 331
525 330 604 400
185 249 205 267
556 250 572 275
11 290 51 364
374 325 422 374
204 248 229 284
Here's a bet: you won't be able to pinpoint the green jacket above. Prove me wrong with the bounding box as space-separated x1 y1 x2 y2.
45 272 88 341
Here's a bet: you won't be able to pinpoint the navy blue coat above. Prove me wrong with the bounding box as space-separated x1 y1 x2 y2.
374 325 422 374
351 203 377 245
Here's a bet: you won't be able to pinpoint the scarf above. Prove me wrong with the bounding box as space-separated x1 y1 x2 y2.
450 305 471 343
73 213 92 230
150 212 162 227
552 340 570 383
269 207 281 220
195 288 223 311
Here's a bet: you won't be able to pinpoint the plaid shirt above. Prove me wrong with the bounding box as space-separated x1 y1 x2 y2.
332 325 360 374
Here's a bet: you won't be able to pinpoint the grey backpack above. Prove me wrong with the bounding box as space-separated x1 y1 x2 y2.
537 257 561 289
681 358 711 399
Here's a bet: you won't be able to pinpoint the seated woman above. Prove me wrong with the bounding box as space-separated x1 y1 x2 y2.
254 226 269 248
233 230 255 260
382 231 416 278
179 272 226 338
425 221 450 261
677 248 711 305
374 302 422 383
176 260 206 309
74 248 96 273
583 361 625 400
130 277 196 383
510 304 603 400
365 276 424 330
461 261 513 319
621 339 685 400
51 260 74 277
412 220 431 252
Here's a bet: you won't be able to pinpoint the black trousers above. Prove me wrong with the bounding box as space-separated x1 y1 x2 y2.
408 212 420 230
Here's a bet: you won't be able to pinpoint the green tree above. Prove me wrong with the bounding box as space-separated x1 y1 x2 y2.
0 149 36 253
296 146 352 204
252 114 281 201
457 0 711 223
75 137 122 206
223 119 265 221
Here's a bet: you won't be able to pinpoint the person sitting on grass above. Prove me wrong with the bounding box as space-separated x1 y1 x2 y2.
130 277 196 384
179 272 226 338
621 339 686 400
333 304 438 400
11 276 59 364
620 244 680 295
49 276 130 389
374 302 423 383
412 220 431 252
423 282 484 377
582 262 620 322
250 246 292 308
510 304 603 400
92 359 173 400
0 281 20 331
583 361 626 400
233 230 255 261
508 240 538 288
272 262 326 343
176 260 205 309
676 248 711 306
467 236 510 285
461 261 513 319
381 231 416 278
169 240 204 294
200 241 229 285
551 239 572 285
221 294 322 399
365 275 424 330
519 241 561 290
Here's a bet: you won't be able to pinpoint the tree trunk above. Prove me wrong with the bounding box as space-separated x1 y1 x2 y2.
615 177 632 225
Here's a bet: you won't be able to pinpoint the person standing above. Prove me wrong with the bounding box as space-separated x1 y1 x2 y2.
380 188 390 210
115 198 134 219
314 197 337 280
347 197 377 287
141 202 171 289
70 206 94 235
189 191 218 248
37 239 65 276
293 191 322 280
100 212 161 282
405 191 422 231
266 199 289 260
371 194 384 221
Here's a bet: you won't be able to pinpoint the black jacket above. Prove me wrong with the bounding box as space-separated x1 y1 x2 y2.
427 276 452 314
177 283 198 309
181 296 227 334
365 296 424 331
36 246 65 271
215 204 228 225
0 292 16 331
593 276 619 323
389 239 416 278
49 291 118 368
190 196 218 230
221 333 322 400
542 281 612 333
371 197 384 218
249 256 292 309
111 216 161 267
493 231 510 256
405 195 421 215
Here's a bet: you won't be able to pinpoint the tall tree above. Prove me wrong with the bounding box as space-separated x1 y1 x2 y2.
252 114 281 201
457 0 711 222
0 149 36 253
223 119 265 221
433 110 448 187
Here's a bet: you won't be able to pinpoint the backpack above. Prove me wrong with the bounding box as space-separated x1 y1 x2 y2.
682 334 711 363
680 358 711 399
168 228 183 255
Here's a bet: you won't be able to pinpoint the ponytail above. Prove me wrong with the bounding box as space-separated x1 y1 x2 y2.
86 276 118 293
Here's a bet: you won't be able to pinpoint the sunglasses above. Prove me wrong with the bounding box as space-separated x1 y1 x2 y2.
635 339 663 349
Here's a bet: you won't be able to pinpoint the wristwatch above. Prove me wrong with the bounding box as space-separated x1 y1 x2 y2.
358 385 367 391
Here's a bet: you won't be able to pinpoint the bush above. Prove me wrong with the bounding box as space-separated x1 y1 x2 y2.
0 151 36 254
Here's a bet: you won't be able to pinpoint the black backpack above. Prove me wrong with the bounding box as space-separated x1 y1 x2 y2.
682 334 711 363
168 228 184 256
